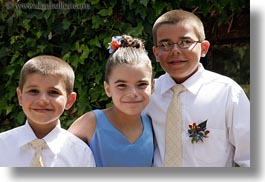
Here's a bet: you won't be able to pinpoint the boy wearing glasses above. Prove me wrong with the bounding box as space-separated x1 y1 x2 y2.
144 9 250 167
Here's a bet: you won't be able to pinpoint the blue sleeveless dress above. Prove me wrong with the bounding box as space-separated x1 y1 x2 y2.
89 109 154 167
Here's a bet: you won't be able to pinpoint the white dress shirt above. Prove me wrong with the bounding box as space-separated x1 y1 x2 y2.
144 64 250 167
0 121 95 167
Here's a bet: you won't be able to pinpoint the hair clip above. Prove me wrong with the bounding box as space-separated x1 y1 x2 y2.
108 36 122 54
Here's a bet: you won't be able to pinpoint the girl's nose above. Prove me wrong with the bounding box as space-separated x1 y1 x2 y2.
127 87 138 98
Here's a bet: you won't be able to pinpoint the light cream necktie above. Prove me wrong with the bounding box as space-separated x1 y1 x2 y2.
164 84 186 167
30 139 46 167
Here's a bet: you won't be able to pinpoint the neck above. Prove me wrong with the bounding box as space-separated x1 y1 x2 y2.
104 107 142 125
28 120 58 139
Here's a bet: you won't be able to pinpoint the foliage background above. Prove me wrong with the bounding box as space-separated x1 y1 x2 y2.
0 0 249 131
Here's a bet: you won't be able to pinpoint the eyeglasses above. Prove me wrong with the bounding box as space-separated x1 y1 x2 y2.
157 39 201 51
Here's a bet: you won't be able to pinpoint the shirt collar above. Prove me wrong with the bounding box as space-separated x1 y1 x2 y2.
159 63 205 95
17 121 38 148
42 122 62 154
184 63 205 95
18 120 62 154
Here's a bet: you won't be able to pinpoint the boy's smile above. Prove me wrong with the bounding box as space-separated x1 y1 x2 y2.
153 22 209 83
17 73 75 129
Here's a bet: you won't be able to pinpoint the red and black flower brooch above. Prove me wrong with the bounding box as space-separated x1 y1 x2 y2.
188 120 210 144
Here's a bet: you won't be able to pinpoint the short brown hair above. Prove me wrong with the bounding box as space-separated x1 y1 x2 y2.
19 55 75 95
152 9 206 46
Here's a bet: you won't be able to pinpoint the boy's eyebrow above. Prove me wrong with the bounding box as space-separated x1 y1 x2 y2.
114 79 127 84
158 38 171 43
24 84 61 90
24 85 38 88
158 37 192 43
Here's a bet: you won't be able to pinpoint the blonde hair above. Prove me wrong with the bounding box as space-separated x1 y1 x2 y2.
19 55 75 95
105 35 152 83
152 9 206 46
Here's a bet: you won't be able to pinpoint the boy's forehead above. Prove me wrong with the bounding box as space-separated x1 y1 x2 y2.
24 73 66 88
156 23 198 40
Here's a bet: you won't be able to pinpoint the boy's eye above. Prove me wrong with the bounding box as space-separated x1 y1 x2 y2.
159 41 172 48
158 39 200 50
179 39 193 47
49 90 60 95
27 89 39 94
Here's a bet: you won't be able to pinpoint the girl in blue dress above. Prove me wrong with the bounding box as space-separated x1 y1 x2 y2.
69 35 154 167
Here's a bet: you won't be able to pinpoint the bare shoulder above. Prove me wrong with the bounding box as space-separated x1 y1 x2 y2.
68 111 96 144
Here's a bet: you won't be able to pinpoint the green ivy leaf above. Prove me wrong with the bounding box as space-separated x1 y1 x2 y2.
44 10 51 20
22 19 31 32
90 0 100 5
128 23 144 36
17 111 26 125
62 19 71 30
89 36 101 48
98 7 113 16
80 49 90 63
36 31 43 39
140 0 149 7
70 54 80 69
0 0 250 132
92 16 103 29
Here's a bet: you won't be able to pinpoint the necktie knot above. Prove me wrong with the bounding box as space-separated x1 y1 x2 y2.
172 85 186 96
30 139 46 150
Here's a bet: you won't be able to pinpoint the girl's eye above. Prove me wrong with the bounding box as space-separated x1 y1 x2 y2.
117 84 127 89
138 82 149 89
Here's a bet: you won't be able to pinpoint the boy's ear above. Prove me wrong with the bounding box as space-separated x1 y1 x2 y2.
104 81 111 98
151 79 155 94
16 87 22 106
65 92 77 110
201 40 210 57
152 46 160 62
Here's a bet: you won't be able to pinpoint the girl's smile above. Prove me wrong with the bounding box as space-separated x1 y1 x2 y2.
104 64 153 116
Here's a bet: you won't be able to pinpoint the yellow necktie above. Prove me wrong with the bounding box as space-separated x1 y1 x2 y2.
164 85 186 167
30 139 46 167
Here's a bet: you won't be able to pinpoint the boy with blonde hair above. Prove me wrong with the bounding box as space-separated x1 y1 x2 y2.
0 55 95 167
144 9 250 167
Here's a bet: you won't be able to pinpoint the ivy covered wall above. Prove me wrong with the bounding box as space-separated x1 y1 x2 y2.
0 0 249 131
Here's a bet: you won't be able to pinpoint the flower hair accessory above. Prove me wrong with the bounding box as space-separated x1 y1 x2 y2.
108 36 122 54
188 120 210 143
